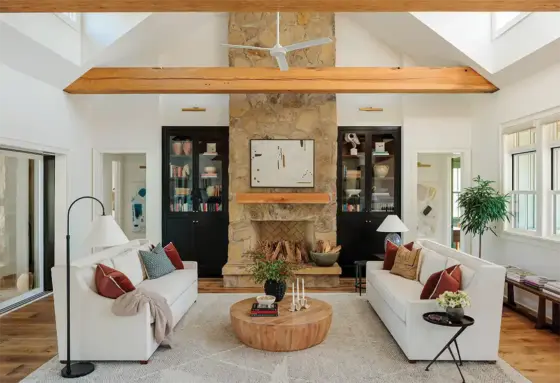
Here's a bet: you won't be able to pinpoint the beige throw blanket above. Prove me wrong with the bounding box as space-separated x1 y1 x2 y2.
112 289 174 346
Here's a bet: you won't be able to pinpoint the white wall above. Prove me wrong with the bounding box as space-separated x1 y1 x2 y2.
0 63 92 264
334 14 477 245
471 62 560 315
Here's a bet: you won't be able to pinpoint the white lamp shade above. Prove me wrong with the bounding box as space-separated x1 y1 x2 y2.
377 215 409 233
83 215 129 248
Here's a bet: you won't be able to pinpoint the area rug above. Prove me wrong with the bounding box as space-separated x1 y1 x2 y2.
23 293 529 383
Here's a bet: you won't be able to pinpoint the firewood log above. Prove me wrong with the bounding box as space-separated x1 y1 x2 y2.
329 245 342 253
271 242 282 261
284 240 295 263
316 240 324 253
299 241 310 263
295 245 302 263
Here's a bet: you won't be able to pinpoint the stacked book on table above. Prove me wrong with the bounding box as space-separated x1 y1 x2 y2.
523 275 551 290
543 281 560 300
505 266 534 282
250 303 279 317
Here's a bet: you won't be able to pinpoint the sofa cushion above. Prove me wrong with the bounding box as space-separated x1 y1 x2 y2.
418 248 448 285
383 241 414 270
390 246 421 280
112 248 145 286
164 242 184 270
369 270 423 323
139 244 176 280
95 264 135 299
138 268 197 306
420 265 462 299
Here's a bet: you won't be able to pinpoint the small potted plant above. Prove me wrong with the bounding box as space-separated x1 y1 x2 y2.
244 250 299 302
435 291 471 322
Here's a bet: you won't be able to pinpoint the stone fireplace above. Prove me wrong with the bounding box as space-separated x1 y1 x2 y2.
222 12 339 287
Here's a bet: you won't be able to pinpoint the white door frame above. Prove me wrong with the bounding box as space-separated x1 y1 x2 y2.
91 149 148 236
0 148 45 310
413 149 472 255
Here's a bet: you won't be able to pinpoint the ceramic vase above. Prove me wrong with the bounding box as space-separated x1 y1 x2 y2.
172 142 183 155
373 164 389 178
264 280 286 302
446 307 465 322
183 140 192 155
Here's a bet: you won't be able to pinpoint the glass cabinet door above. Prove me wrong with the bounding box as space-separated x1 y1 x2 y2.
169 135 194 212
370 134 395 213
196 137 226 212
341 132 366 212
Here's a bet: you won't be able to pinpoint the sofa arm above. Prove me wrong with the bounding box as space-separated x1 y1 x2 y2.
366 261 384 273
182 261 197 272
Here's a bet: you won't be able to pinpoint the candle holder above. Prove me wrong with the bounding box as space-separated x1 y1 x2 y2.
289 278 311 312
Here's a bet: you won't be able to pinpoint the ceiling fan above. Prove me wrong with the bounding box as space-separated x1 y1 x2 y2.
222 12 332 71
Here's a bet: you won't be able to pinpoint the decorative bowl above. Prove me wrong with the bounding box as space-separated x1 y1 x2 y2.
204 166 217 174
344 189 361 198
310 251 340 267
256 295 276 307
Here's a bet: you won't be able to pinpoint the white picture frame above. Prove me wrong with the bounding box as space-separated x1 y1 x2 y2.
250 139 315 188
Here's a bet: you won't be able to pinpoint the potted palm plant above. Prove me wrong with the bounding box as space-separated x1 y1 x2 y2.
244 250 299 302
457 176 511 258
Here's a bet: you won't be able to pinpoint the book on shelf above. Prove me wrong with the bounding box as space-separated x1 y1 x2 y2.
372 151 390 156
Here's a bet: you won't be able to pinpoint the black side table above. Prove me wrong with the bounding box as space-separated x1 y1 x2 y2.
354 261 367 295
422 312 475 383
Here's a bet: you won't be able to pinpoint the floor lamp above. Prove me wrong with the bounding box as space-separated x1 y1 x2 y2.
62 196 129 378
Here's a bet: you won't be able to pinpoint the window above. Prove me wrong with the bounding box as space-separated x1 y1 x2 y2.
492 12 530 38
506 128 537 231
55 12 80 30
502 116 560 240
511 151 536 230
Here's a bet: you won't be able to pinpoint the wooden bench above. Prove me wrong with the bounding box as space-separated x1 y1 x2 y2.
504 278 560 334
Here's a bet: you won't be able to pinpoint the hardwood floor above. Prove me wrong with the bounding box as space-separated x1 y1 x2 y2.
0 295 57 383
0 279 558 383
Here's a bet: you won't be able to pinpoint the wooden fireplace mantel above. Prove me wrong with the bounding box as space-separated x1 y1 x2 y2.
236 193 330 204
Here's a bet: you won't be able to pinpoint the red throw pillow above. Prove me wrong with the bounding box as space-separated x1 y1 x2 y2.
420 265 462 299
383 241 414 270
164 242 184 270
95 264 135 299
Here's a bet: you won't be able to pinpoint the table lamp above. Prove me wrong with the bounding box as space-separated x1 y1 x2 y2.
376 215 409 251
62 196 129 378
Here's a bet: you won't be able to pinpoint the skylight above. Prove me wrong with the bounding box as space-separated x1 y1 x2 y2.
492 12 530 38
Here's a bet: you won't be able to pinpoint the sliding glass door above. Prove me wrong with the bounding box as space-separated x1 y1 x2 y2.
0 150 43 310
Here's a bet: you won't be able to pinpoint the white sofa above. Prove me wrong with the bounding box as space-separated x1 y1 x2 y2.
52 240 198 362
366 239 505 362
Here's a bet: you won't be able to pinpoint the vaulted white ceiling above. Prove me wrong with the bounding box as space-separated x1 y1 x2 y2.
1 11 559 90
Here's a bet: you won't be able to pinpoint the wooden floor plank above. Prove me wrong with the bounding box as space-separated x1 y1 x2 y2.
0 279 558 383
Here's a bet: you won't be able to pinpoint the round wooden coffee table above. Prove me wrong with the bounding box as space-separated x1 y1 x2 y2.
230 297 333 352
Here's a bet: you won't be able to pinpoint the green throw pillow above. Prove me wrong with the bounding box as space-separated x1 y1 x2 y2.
139 243 176 279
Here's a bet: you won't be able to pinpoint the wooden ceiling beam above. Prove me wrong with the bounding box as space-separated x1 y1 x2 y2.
64 67 498 94
2 0 559 12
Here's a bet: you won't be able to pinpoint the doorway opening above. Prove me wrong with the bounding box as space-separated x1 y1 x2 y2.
417 152 466 250
101 153 147 240
0 149 48 311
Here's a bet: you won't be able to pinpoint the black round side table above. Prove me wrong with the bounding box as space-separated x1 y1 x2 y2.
422 312 475 383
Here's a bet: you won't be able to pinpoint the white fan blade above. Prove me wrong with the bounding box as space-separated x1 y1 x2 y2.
222 44 271 51
284 37 332 52
275 54 289 71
